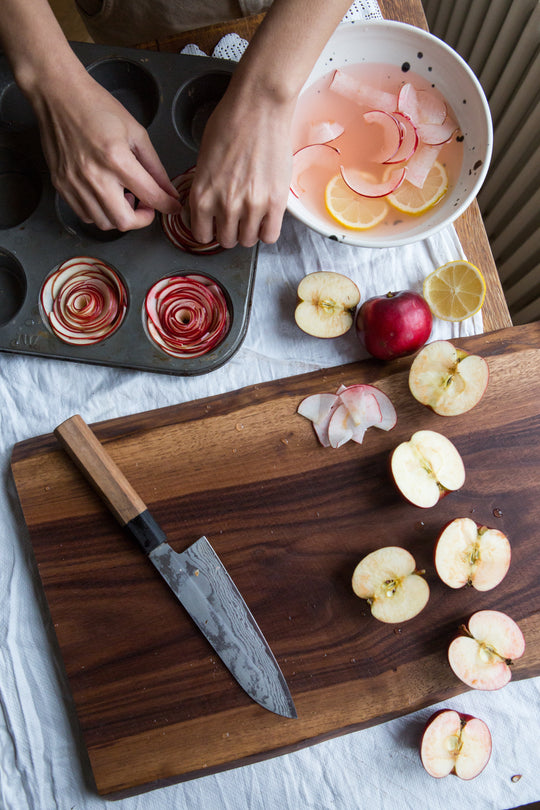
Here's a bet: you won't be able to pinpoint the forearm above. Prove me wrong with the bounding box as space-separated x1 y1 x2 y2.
0 0 86 98
228 0 353 108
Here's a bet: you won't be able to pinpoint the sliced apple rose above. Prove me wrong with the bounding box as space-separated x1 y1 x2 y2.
420 710 492 780
294 271 360 338
391 429 465 508
161 167 223 255
409 340 489 416
352 546 429 623
40 256 127 345
435 518 511 591
145 273 230 358
448 610 525 690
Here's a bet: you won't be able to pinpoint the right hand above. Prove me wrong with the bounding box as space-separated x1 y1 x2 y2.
33 70 182 231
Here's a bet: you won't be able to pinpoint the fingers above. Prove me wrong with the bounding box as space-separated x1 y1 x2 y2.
190 181 288 250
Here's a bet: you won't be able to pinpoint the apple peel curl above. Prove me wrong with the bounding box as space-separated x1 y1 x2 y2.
297 383 397 448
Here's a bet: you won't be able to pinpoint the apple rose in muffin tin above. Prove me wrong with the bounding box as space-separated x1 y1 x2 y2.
40 256 128 345
144 273 230 358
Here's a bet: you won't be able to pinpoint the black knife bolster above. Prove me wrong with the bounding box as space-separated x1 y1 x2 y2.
125 510 167 554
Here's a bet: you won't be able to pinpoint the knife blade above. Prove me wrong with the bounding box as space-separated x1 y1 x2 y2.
54 414 297 719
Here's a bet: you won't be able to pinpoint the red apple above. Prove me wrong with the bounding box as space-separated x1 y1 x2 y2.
448 610 525 690
356 290 433 360
420 709 492 779
352 546 429 623
295 271 360 338
409 340 489 416
435 518 511 591
390 430 465 508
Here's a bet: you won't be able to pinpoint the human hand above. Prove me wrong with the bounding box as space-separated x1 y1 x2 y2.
188 89 294 249
34 71 182 231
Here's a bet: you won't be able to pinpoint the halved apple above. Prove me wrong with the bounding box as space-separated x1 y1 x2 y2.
295 271 360 338
448 610 525 690
352 546 429 623
435 518 511 591
409 340 489 416
420 709 492 780
390 430 465 508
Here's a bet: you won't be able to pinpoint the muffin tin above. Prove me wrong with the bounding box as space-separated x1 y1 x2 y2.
0 42 258 376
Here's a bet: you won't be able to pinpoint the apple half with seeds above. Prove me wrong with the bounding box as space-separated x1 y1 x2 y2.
435 518 511 591
390 430 465 508
409 340 489 416
352 546 429 623
448 610 525 690
295 271 360 338
420 709 492 780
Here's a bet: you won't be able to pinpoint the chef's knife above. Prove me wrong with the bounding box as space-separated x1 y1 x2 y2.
54 414 297 719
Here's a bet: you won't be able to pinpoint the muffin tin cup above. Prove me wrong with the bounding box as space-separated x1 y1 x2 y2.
0 43 256 376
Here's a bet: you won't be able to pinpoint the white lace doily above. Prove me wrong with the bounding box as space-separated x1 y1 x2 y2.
181 0 383 61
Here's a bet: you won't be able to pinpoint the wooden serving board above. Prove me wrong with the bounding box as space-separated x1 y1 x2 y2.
11 323 540 797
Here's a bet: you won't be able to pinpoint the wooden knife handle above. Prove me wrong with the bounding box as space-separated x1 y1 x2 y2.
54 414 168 554
54 414 147 525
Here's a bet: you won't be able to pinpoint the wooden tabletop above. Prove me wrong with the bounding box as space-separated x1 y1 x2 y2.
138 0 511 333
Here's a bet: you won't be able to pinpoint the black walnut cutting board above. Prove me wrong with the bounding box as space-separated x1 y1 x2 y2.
10 323 540 796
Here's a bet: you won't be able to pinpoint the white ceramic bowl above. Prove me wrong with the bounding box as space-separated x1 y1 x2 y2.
287 20 493 248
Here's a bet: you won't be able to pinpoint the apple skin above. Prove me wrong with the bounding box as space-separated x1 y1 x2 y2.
356 290 433 360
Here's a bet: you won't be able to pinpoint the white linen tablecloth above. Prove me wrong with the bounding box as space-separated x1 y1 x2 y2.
1 212 539 810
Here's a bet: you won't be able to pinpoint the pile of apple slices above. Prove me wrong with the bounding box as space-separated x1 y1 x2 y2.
291 75 459 201
298 383 397 448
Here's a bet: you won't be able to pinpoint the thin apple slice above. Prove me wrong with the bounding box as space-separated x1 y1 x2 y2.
448 610 525 690
328 403 355 447
290 143 341 197
340 165 406 198
370 387 398 431
391 429 465 508
352 546 429 623
397 83 419 122
297 392 339 423
339 384 397 432
297 392 340 447
435 518 511 591
420 710 492 780
338 385 382 426
306 120 345 145
417 117 459 146
384 113 419 164
295 271 360 338
329 69 397 113
404 142 442 188
416 88 448 126
362 110 402 163
409 340 489 416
